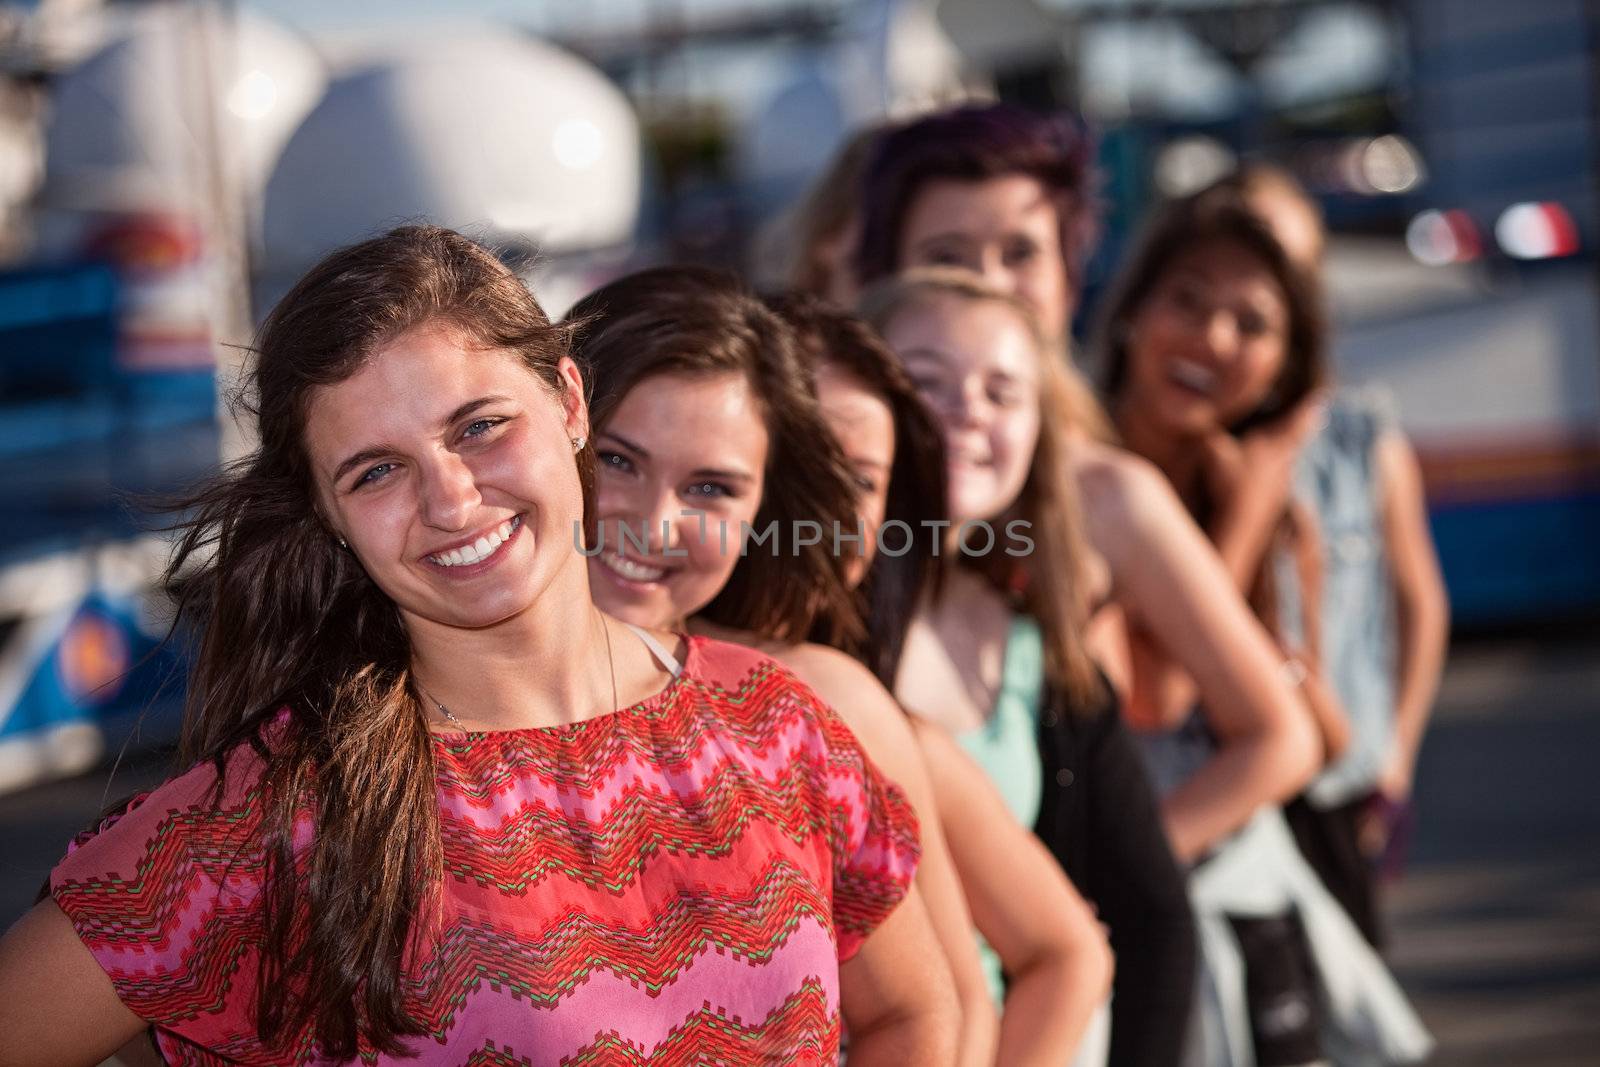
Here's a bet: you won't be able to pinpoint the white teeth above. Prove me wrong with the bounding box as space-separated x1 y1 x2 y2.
604 551 667 582
1170 359 1216 392
430 517 518 567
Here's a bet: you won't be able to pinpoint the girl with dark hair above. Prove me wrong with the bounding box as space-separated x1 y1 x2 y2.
854 103 1097 342
768 292 948 687
1096 190 1435 1066
571 268 1111 1066
0 227 954 1065
1194 166 1451 953
1096 191 1350 746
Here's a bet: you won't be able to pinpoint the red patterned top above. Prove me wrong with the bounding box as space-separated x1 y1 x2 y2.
50 636 919 1065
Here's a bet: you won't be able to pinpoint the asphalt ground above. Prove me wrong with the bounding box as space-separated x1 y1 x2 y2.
1383 624 1600 1065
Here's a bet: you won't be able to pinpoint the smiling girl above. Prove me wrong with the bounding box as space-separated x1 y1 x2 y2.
0 227 953 1066
570 267 1112 1066
1097 192 1434 1066
1193 167 1451 954
861 269 1211 1067
775 292 1120 1066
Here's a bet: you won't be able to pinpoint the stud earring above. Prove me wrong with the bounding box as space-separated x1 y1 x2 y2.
572 435 587 453
338 536 348 549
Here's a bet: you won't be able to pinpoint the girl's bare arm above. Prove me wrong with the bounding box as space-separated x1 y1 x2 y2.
1373 431 1449 797
779 644 997 1065
913 717 1112 1066
1080 453 1320 860
0 900 147 1067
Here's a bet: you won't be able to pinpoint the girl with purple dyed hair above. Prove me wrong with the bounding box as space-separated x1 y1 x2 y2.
854 103 1098 342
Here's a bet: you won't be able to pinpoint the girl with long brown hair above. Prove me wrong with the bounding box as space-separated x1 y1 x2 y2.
1097 185 1437 1066
1193 166 1450 953
771 291 947 688
570 266 1112 1066
0 226 955 1065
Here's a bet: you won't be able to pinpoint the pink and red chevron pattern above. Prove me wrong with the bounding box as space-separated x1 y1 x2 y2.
50 636 919 1065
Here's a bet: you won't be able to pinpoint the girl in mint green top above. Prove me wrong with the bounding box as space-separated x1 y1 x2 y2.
957 615 1047 828
869 267 1191 1067
955 615 1047 1001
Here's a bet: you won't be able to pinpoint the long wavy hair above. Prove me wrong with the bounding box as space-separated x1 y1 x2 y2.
766 292 947 687
861 268 1104 708
568 266 864 647
164 225 589 1058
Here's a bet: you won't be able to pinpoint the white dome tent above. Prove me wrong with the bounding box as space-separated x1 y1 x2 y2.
39 1 326 229
258 32 642 317
36 2 328 395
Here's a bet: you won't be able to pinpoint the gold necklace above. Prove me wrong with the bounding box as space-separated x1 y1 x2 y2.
424 614 617 730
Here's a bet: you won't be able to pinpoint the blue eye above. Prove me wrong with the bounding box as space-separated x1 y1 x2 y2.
357 463 394 487
463 417 504 439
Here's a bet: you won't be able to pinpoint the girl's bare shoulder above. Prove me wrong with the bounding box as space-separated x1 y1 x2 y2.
772 642 925 761
1072 442 1185 546
1074 441 1166 504
770 640 869 693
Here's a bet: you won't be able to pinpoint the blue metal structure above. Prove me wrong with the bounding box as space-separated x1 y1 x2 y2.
0 263 218 793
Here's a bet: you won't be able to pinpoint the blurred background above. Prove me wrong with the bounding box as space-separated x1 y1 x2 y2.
0 1 1595 1063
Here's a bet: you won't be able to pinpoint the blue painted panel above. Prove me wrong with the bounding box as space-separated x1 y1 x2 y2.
1430 491 1600 624
0 592 186 746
